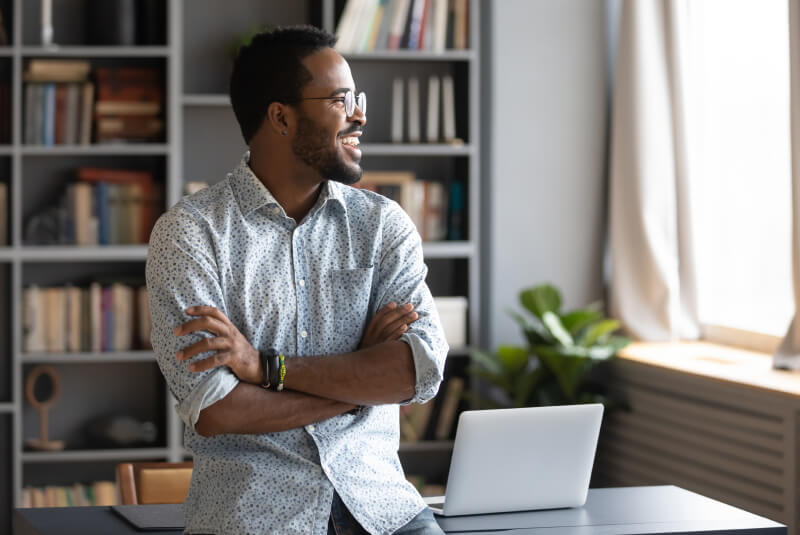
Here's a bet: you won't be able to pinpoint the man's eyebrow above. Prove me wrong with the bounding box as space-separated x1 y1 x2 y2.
328 87 351 97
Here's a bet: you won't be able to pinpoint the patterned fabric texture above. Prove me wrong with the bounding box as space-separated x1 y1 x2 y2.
146 152 449 534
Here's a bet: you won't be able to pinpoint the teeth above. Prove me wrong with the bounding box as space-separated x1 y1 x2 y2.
341 136 360 146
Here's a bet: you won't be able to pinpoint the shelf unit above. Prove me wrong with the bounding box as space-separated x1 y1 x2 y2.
0 0 480 526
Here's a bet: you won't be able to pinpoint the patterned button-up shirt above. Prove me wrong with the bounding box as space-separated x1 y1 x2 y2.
146 152 449 534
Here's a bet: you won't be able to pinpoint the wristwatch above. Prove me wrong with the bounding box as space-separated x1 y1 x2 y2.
259 349 277 390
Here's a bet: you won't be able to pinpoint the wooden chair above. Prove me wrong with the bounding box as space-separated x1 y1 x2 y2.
116 461 193 505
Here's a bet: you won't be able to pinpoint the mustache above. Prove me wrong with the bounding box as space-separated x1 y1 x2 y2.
338 126 362 137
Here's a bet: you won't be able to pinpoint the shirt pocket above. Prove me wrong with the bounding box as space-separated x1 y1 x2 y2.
331 266 375 352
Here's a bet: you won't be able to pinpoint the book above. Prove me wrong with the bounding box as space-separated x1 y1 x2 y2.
72 182 93 245
43 83 55 146
24 60 91 83
46 287 65 353
434 376 464 439
23 285 46 353
392 77 404 143
80 82 95 145
365 0 388 51
399 400 434 442
54 84 67 144
0 182 6 246
76 167 160 244
432 0 448 52
335 0 362 52
65 83 80 145
441 74 456 143
137 286 152 350
112 283 133 351
424 181 447 241
407 76 420 143
406 0 427 50
90 282 102 352
420 0 433 50
65 284 82 352
447 179 464 240
387 0 411 49
453 0 468 49
426 75 440 143
374 0 397 49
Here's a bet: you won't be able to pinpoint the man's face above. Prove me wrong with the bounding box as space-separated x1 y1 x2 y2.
291 48 366 185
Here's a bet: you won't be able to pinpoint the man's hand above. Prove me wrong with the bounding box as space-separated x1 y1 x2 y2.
174 306 262 385
359 302 418 349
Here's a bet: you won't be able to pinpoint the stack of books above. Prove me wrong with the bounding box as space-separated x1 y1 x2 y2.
356 171 464 241
94 67 164 143
23 283 151 354
391 74 457 144
335 0 470 53
21 481 117 508
23 60 94 146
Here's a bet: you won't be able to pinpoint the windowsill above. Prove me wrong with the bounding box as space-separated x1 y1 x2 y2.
617 341 800 398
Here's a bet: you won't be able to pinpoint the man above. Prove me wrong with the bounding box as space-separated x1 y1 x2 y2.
146 25 449 534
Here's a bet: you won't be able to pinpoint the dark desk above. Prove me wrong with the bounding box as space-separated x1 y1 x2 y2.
14 486 786 535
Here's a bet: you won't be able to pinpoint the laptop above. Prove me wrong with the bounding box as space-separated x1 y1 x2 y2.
423 403 604 516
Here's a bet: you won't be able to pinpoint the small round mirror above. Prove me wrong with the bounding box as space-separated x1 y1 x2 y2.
25 365 61 410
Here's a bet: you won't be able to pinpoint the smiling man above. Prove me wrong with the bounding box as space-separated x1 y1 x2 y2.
145 26 448 534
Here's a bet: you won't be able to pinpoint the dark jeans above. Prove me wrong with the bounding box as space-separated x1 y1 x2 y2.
328 491 445 535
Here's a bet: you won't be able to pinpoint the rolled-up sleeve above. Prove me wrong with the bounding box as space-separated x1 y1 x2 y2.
375 202 449 404
146 204 239 429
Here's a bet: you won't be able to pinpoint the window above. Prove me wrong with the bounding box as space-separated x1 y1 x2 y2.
687 0 793 338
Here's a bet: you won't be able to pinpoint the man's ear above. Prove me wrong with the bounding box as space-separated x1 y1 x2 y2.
266 102 292 136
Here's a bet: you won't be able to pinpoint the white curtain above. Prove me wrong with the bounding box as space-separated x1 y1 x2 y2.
774 0 800 369
608 0 700 341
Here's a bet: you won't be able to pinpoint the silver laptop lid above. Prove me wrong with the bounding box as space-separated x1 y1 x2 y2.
441 404 603 516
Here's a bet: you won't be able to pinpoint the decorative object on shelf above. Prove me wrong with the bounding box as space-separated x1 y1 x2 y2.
85 414 157 448
433 296 467 348
87 0 136 46
470 284 630 409
41 0 54 47
24 365 65 451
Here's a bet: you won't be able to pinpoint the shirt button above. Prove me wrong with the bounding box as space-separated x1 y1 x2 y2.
271 207 280 215
307 424 315 432
299 279 305 287
301 330 308 338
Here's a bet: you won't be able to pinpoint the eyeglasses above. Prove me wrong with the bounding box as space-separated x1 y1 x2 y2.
301 90 367 118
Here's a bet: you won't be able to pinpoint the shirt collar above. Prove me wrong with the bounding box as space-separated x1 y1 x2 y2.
230 151 347 217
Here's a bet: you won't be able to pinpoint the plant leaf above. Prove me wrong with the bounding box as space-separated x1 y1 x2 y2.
520 284 562 319
467 366 513 393
577 319 621 347
541 311 574 346
560 309 604 336
533 345 592 400
497 345 529 375
507 309 552 344
512 367 545 407
470 349 503 375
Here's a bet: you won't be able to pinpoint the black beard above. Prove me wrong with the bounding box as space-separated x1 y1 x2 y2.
292 115 362 185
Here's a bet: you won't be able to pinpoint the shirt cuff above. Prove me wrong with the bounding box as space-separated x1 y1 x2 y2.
175 368 240 430
400 332 446 405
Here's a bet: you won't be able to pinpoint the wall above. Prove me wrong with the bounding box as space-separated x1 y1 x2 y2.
482 0 609 348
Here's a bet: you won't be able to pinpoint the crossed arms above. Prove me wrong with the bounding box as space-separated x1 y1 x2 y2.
174 303 420 437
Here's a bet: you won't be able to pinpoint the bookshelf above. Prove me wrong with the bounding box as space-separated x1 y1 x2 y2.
0 0 481 525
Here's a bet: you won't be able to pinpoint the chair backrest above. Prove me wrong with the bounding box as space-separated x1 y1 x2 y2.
116 461 193 505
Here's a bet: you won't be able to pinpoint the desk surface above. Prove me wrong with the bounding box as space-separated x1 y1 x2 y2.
14 486 786 535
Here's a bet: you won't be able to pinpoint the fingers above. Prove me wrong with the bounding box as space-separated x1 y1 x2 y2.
176 337 227 362
188 351 230 373
380 308 418 339
173 316 228 337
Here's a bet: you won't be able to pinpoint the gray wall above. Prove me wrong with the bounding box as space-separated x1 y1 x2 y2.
483 0 609 348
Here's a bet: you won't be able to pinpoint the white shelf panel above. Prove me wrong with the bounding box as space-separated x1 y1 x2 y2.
22 448 170 463
342 50 475 61
16 245 148 262
422 241 475 258
21 144 170 156
0 49 12 57
360 143 473 156
183 94 230 107
22 351 156 364
0 146 13 155
0 403 15 414
21 46 171 58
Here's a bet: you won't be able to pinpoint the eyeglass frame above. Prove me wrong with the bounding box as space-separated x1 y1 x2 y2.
299 89 367 118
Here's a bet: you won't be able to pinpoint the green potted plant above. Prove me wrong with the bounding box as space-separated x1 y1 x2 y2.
470 284 630 408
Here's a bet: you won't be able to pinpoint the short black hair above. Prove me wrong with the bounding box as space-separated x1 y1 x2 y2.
229 25 338 144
